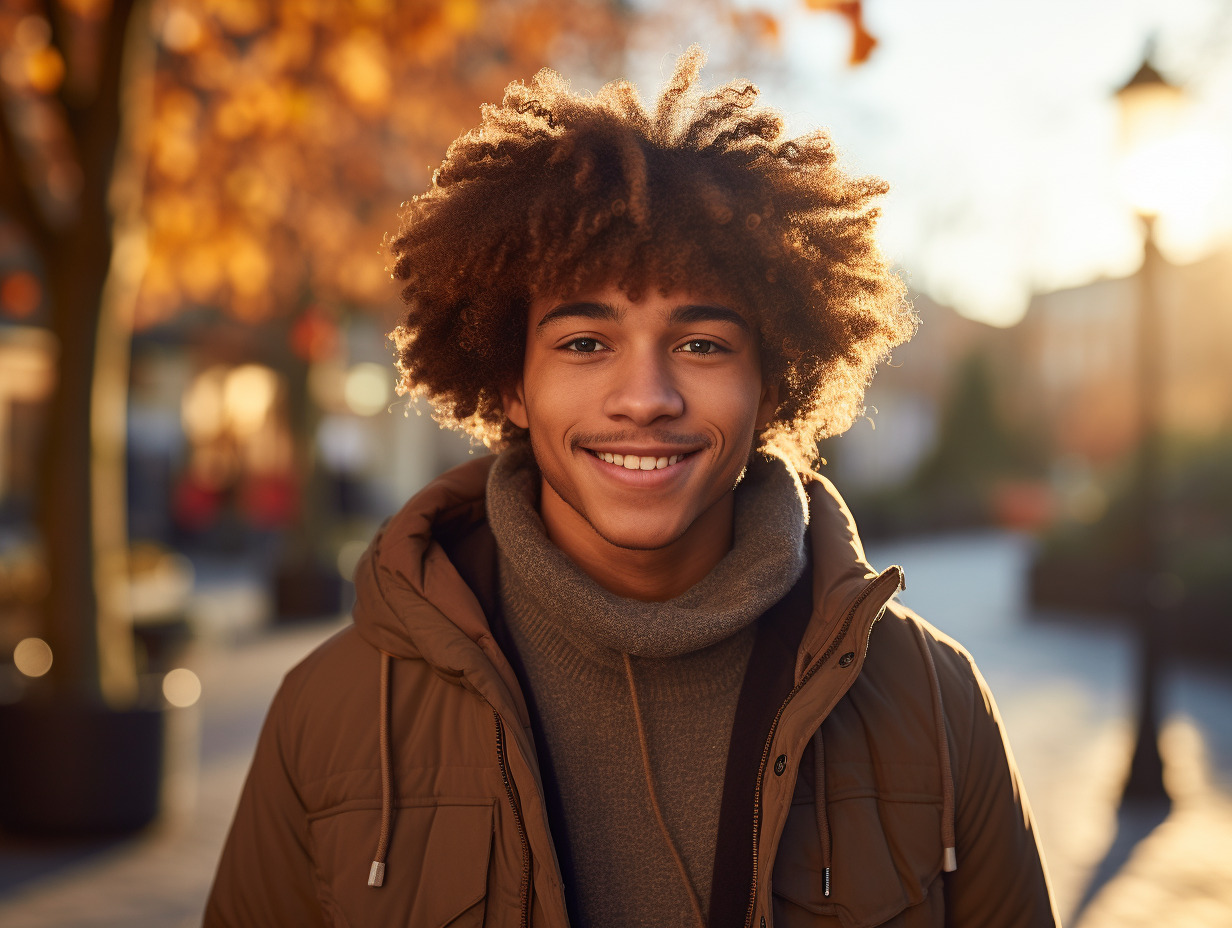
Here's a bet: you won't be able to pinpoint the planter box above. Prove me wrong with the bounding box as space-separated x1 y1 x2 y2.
0 699 165 835
274 560 344 622
1029 553 1232 664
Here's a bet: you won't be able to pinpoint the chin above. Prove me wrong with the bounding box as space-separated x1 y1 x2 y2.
586 515 688 552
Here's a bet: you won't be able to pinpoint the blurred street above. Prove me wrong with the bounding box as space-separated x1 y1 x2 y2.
0 530 1229 927
868 533 1232 928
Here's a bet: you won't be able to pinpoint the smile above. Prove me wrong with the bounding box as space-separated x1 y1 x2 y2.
586 450 691 471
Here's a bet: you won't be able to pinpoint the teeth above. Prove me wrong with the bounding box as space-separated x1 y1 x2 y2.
594 451 687 469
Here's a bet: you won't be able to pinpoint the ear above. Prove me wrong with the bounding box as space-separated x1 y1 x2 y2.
501 380 529 430
756 377 781 430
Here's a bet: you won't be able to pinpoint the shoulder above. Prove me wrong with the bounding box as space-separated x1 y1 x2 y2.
850 600 996 770
863 600 983 707
860 601 1023 799
273 624 382 729
263 627 439 803
264 624 497 808
261 628 382 789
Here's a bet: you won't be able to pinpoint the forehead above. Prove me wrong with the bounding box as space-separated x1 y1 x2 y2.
528 283 754 332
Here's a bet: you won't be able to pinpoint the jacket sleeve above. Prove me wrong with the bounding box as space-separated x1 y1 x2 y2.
204 679 330 928
943 656 1060 928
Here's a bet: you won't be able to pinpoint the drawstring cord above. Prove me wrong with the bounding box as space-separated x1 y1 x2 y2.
811 726 833 897
911 622 957 872
369 650 394 887
360 612 954 897
622 652 707 928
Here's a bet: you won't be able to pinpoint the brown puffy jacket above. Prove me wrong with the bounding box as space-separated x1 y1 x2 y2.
205 457 1059 928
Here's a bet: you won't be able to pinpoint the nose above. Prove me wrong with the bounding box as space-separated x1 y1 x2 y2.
602 350 684 426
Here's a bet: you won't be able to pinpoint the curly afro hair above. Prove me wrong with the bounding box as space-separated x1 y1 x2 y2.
387 45 915 473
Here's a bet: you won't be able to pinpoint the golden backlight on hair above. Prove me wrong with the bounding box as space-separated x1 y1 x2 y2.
386 45 915 472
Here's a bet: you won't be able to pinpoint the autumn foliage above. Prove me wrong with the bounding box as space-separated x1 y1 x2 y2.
131 0 634 327
0 0 877 700
2 1 877 330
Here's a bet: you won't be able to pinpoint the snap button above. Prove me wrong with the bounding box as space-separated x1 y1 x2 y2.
838 651 855 667
774 754 787 776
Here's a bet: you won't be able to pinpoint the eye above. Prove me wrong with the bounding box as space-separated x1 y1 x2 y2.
679 338 720 354
565 337 606 353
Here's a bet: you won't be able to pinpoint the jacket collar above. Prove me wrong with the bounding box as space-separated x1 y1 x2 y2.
351 456 896 696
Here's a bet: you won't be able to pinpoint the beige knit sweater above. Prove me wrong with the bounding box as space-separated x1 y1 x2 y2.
486 444 808 927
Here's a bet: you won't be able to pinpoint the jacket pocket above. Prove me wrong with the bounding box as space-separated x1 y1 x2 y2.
772 793 944 928
308 798 495 928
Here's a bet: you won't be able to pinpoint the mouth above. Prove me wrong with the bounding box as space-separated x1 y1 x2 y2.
584 449 695 472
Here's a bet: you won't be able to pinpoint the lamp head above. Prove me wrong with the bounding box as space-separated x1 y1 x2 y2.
1115 57 1187 218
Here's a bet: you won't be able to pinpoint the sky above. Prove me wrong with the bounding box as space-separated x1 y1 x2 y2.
622 0 1232 326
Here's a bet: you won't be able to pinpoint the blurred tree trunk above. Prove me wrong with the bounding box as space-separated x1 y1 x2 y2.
0 0 140 703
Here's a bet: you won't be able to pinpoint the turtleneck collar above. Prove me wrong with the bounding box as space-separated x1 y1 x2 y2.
486 441 809 660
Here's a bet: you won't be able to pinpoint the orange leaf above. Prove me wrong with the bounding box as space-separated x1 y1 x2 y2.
742 10 781 45
808 0 878 66
26 46 66 93
838 2 877 65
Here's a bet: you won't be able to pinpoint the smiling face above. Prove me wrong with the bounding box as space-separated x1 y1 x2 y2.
502 283 778 584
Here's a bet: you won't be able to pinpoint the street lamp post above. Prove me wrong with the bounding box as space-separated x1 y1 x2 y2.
1113 58 1186 805
1122 214 1167 802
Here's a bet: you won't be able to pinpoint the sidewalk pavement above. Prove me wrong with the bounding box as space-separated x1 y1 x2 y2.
0 531 1229 926
866 532 1232 928
0 618 347 928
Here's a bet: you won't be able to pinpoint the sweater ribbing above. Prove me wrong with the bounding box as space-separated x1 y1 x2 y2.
487 444 808 926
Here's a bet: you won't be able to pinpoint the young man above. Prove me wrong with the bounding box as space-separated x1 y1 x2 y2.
206 48 1059 927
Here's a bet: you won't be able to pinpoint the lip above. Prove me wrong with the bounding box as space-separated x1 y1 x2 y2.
581 447 700 486
581 444 705 458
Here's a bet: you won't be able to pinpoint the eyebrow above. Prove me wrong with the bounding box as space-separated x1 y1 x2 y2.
535 301 623 330
535 300 750 333
667 304 751 332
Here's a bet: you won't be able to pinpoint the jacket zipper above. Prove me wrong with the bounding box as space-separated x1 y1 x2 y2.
741 566 903 928
494 710 532 928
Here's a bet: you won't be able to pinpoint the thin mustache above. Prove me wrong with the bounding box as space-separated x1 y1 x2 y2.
570 430 711 451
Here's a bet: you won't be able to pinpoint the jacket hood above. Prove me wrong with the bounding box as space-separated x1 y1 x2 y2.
352 455 498 666
352 454 887 684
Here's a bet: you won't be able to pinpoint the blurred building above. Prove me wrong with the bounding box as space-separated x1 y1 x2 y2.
831 241 1232 535
121 310 477 630
1007 245 1232 465
828 291 995 492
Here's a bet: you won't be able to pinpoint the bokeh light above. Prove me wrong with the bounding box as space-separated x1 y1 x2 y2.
162 667 202 708
222 364 278 438
343 362 391 417
181 365 228 442
13 637 53 678
0 271 42 319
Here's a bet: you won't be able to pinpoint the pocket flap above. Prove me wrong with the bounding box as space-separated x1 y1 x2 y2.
774 792 942 928
310 799 494 927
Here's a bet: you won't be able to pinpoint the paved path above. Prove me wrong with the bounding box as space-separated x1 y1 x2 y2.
0 532 1228 926
866 532 1232 927
0 618 347 928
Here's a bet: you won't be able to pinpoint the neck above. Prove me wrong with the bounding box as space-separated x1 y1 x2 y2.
539 480 735 602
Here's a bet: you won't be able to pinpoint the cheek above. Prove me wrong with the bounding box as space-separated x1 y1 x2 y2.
522 378 586 438
703 373 765 436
